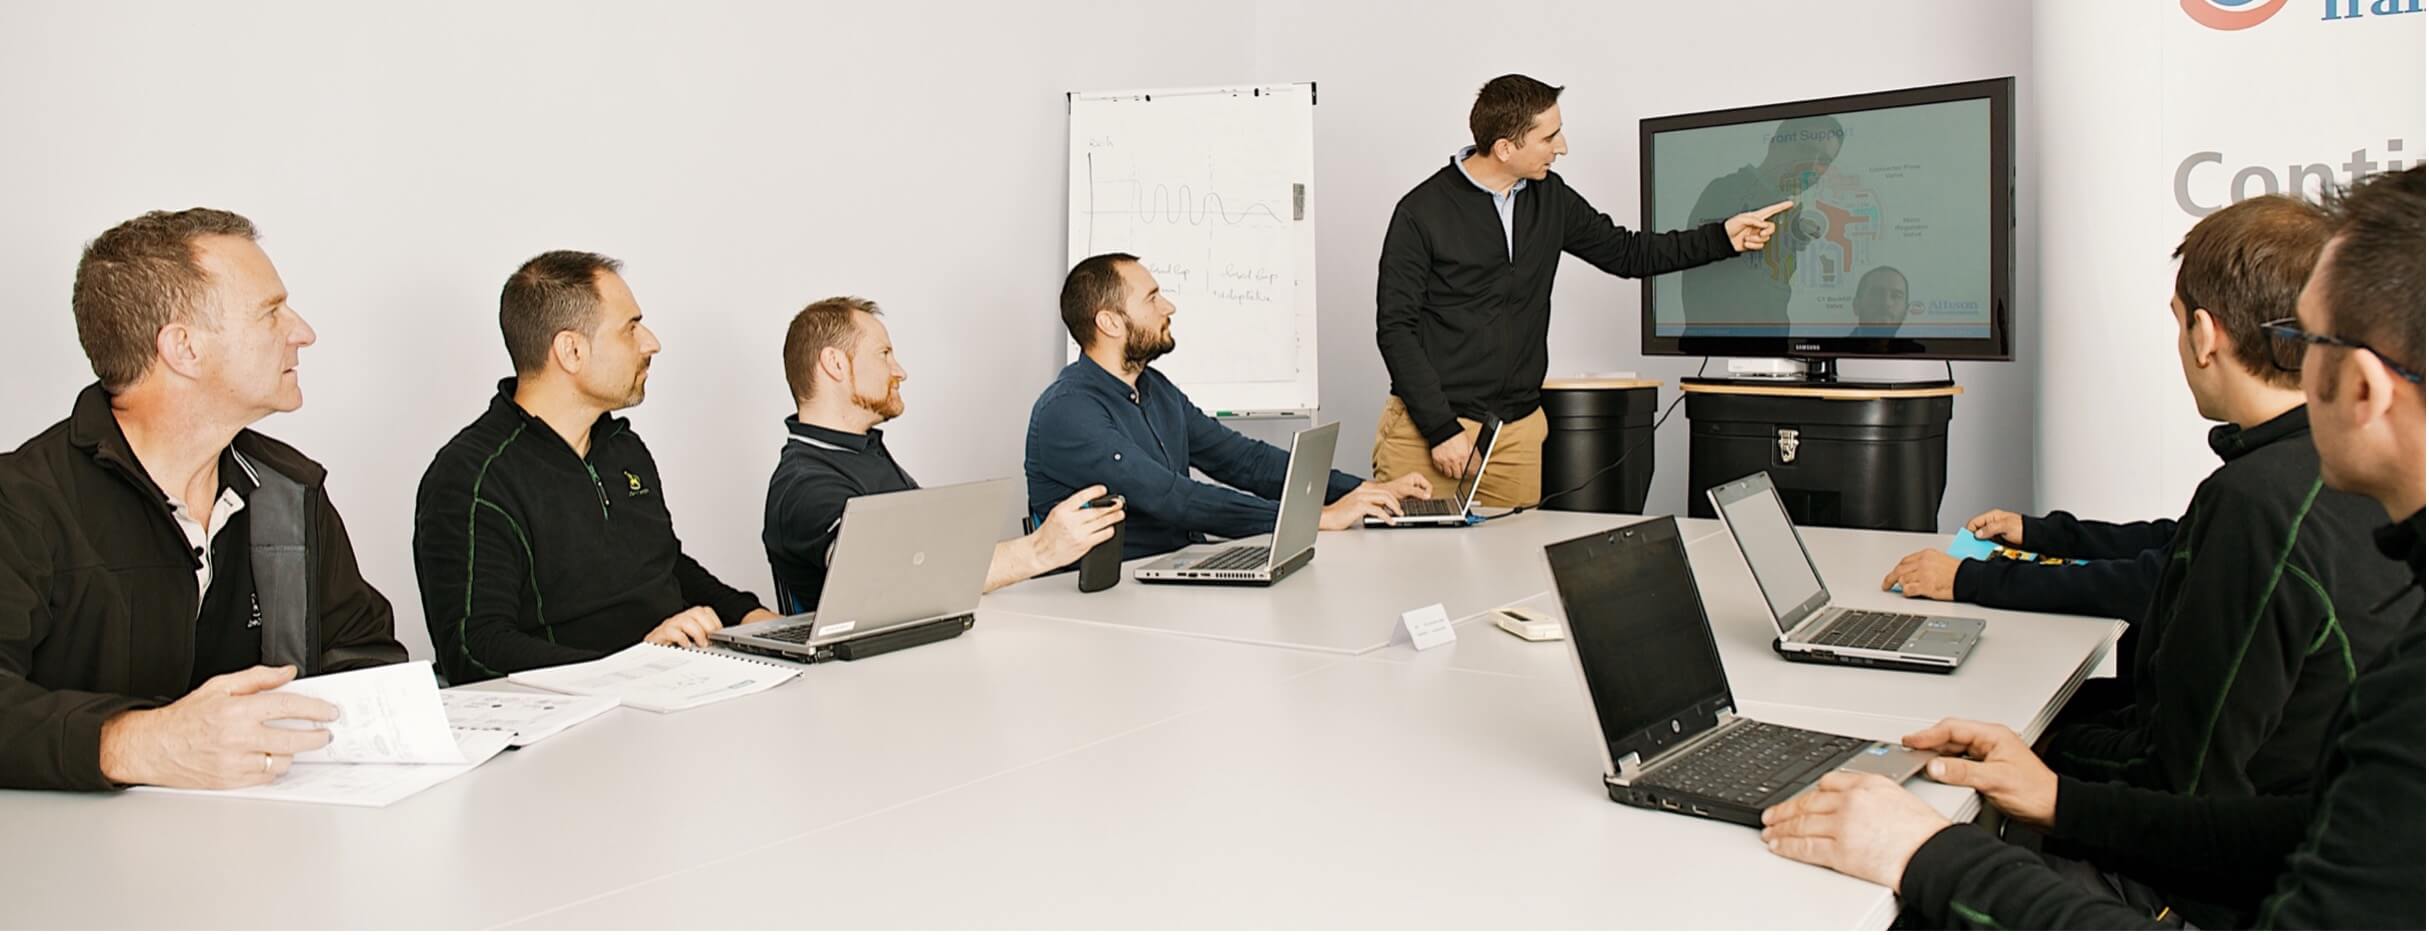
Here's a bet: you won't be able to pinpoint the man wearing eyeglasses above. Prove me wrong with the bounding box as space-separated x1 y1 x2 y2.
1756 168 2425 930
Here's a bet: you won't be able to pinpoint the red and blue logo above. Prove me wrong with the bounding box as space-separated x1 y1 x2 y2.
2181 0 2290 30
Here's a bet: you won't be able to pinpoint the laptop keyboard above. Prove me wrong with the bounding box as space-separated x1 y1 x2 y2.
1188 545 1271 571
1812 610 1929 651
752 622 821 645
1400 497 1459 517
1641 721 1865 806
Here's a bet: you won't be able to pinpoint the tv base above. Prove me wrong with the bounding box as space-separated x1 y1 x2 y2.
1687 358 1952 391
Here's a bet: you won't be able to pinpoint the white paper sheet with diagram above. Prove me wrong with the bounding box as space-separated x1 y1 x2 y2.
505 643 798 713
274 660 462 764
131 727 514 808
439 689 618 747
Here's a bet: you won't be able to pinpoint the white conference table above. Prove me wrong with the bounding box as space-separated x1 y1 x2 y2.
981 508 1660 655
0 511 2122 930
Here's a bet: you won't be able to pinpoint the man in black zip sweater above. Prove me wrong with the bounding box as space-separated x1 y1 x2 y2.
1894 199 2408 889
413 252 776 684
1904 194 2410 927
1757 166 2425 930
2030 197 2409 815
1371 74 1791 505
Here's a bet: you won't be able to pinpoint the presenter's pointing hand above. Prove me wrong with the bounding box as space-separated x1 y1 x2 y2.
1726 200 1795 252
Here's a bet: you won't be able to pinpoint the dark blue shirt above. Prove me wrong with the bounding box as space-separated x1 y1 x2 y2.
1024 358 1364 560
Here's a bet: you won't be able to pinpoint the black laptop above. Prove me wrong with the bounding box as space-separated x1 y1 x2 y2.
1544 516 1934 827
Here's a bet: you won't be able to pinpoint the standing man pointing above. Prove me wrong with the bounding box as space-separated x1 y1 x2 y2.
1373 74 1790 505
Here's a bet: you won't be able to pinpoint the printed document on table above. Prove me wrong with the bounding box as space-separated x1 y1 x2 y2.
440 689 618 747
276 660 462 764
132 728 513 808
507 643 796 713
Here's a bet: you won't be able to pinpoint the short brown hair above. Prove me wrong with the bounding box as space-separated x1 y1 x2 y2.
1060 253 1137 348
71 207 260 391
2319 166 2424 379
783 296 882 402
1470 74 1563 155
500 250 622 375
2173 194 2334 388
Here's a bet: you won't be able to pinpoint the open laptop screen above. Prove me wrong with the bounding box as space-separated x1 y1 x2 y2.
1451 419 1502 509
1712 477 1831 628
1546 517 1731 761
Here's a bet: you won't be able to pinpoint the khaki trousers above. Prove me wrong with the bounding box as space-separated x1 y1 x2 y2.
1371 396 1548 508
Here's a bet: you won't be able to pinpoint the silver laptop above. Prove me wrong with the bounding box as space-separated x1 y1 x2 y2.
1365 417 1503 528
1546 517 1934 827
1706 472 1986 673
712 478 1011 659
1136 421 1337 586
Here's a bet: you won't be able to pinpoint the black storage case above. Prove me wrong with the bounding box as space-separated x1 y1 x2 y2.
1683 393 1952 532
1541 385 1659 514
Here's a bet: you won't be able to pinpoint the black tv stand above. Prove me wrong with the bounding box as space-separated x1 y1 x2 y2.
1682 358 1953 391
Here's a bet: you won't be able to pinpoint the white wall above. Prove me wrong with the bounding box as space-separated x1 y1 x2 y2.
2033 0 2424 521
0 0 2037 661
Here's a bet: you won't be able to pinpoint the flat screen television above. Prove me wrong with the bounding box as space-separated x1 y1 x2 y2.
1639 78 2014 364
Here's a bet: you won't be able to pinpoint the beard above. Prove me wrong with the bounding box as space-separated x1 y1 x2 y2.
853 383 905 422
844 359 904 421
1123 322 1176 369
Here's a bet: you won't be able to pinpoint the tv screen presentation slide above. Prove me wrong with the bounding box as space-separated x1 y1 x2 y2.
1648 97 1994 341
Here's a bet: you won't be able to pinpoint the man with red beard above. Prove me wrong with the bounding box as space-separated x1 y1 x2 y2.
763 296 1126 611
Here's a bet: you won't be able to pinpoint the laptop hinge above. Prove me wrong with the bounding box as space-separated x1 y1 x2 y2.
1610 709 1743 788
1610 751 1645 786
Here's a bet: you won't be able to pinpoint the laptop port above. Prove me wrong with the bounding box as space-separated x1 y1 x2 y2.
1689 804 1711 816
1659 798 1679 810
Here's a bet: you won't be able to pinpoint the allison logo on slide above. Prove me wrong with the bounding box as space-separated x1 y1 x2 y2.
2181 0 2288 29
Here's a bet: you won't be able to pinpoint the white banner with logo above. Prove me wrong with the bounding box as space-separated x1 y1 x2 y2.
2033 0 2422 521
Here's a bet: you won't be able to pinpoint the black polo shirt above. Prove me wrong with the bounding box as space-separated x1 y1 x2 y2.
762 415 919 612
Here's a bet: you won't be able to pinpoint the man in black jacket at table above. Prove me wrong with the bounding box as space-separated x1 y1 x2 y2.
1758 166 2425 931
0 208 406 791
413 251 777 684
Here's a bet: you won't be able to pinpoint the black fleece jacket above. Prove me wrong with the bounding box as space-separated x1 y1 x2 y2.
412 380 763 684
1896 509 2424 931
1951 511 2175 626
1375 162 1736 446
0 384 404 790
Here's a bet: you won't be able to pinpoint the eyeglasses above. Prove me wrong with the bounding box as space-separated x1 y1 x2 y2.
2260 318 2425 385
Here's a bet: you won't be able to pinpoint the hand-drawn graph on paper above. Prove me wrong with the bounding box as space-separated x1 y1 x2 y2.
1067 83 1319 414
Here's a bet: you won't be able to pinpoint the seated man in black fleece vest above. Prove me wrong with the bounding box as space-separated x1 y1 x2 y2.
0 208 406 791
1901 194 2407 815
2043 195 2412 810
1758 166 2425 931
1887 200 2411 753
762 296 1123 611
413 251 777 684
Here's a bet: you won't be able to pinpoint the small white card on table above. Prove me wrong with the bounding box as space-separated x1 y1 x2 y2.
1399 603 1456 651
